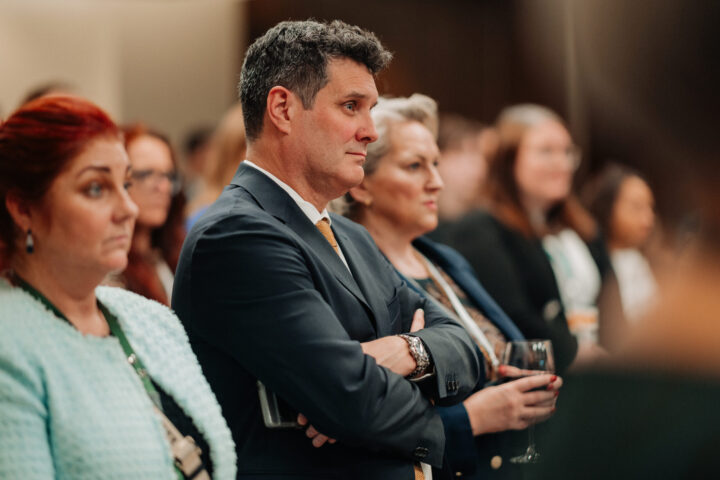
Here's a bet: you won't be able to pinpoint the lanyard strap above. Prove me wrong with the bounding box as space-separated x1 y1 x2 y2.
100 302 162 408
12 274 70 323
416 253 501 370
12 274 207 480
12 273 163 407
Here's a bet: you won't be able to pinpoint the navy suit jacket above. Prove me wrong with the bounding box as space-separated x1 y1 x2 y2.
172 163 481 480
408 237 526 479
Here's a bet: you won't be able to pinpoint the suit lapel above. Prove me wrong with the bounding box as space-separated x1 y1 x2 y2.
231 163 371 312
335 227 390 337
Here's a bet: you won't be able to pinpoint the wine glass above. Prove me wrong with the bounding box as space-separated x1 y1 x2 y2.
502 339 555 464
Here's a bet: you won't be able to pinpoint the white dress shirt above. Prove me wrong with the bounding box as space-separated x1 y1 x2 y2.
244 160 350 269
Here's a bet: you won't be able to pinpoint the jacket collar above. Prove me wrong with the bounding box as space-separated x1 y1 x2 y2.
231 163 371 313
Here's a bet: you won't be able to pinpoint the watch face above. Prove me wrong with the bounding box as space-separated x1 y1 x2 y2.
401 334 430 378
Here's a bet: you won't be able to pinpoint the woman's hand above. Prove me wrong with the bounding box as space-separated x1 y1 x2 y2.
463 372 562 436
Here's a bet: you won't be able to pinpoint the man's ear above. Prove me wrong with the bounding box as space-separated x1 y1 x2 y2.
265 86 297 135
5 191 32 233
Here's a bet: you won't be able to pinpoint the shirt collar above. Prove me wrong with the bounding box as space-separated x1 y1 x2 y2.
244 160 331 225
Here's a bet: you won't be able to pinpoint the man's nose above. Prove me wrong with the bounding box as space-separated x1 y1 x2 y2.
357 113 378 143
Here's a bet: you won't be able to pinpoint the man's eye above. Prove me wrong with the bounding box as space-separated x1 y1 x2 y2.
344 102 356 111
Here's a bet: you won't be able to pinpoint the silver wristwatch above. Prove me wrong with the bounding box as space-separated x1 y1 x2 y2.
398 334 431 379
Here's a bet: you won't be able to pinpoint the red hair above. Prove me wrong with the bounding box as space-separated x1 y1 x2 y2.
0 95 120 266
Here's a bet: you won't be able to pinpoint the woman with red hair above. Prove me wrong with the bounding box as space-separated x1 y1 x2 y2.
0 96 235 478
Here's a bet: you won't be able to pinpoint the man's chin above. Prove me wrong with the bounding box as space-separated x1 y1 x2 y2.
337 166 365 188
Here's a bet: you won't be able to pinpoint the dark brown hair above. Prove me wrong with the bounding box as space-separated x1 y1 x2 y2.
239 19 393 141
582 162 648 238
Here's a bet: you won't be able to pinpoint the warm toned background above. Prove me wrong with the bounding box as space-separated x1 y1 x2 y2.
1 0 716 224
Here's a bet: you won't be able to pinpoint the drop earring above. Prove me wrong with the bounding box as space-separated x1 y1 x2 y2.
26 229 34 254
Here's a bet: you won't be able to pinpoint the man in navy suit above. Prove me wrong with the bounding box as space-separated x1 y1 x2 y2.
172 20 480 480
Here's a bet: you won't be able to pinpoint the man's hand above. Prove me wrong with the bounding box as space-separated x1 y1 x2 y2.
360 309 425 376
298 413 336 448
297 310 428 447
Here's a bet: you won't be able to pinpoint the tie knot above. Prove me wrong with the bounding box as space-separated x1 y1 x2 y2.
315 218 340 255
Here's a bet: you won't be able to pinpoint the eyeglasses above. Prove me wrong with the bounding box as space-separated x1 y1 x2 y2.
129 169 181 195
525 144 582 170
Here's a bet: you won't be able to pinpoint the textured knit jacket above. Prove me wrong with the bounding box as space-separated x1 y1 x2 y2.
0 279 236 480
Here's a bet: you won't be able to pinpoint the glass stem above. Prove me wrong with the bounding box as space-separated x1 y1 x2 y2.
527 424 536 451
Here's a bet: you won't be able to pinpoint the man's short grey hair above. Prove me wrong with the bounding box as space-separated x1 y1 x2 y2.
239 19 393 142
331 93 438 217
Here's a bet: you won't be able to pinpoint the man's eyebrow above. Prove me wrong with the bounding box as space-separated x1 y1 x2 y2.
76 166 111 177
342 91 379 110
344 91 368 99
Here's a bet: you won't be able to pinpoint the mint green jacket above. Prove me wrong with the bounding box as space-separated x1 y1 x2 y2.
0 279 236 479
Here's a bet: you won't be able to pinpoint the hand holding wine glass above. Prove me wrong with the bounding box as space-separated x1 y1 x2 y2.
501 340 558 464
463 370 560 436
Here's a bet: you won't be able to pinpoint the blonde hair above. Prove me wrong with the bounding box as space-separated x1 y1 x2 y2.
205 103 246 188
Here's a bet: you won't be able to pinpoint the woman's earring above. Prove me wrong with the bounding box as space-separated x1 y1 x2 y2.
26 229 34 254
364 199 373 208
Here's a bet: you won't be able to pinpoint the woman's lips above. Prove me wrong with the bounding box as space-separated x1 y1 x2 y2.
106 234 130 245
423 200 438 211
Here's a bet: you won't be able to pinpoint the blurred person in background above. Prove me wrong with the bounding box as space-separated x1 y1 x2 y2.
531 1 720 477
181 125 214 203
19 80 75 106
341 94 562 480
184 103 246 230
446 104 617 373
583 163 657 323
0 95 235 479
119 124 185 305
428 113 496 244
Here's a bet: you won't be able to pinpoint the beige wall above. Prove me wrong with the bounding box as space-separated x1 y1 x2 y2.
0 0 246 148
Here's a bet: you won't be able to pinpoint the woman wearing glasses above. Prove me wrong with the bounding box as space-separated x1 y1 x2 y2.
119 124 184 305
446 105 613 373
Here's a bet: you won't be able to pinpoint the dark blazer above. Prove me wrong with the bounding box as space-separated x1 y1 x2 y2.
409 237 526 479
444 210 579 374
172 163 481 480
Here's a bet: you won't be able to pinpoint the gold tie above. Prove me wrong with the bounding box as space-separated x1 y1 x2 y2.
315 218 341 256
414 463 425 480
